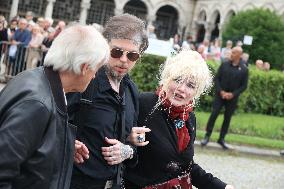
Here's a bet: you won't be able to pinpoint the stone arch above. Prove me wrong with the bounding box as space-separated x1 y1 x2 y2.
242 3 256 11
223 10 236 24
152 1 186 24
154 5 179 39
262 3 276 12
123 0 148 20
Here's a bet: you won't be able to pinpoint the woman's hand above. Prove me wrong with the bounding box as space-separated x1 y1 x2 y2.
225 185 234 189
128 126 151 146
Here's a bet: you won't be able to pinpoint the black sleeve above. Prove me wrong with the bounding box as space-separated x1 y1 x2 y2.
191 163 227 189
0 100 51 188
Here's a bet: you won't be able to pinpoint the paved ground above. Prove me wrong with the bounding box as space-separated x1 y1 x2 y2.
193 146 284 189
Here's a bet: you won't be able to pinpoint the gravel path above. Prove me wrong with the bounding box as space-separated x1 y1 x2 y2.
193 147 284 189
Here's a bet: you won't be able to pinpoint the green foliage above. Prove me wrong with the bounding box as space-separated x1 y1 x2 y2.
238 67 284 116
222 8 284 70
130 54 165 92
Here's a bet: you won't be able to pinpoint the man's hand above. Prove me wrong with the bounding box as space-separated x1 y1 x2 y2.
128 126 151 146
101 137 133 165
74 140 89 164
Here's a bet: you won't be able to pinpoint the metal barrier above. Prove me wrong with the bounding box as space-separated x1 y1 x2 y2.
0 42 44 82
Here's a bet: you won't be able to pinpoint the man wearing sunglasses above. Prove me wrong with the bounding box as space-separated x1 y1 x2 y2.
68 14 148 189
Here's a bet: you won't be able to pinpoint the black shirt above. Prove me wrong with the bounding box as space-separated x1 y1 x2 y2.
67 66 139 180
215 60 248 97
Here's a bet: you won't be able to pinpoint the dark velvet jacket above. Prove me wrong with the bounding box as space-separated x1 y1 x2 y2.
125 92 226 189
0 67 76 189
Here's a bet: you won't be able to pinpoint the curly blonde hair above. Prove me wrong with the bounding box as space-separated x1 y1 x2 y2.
159 50 213 106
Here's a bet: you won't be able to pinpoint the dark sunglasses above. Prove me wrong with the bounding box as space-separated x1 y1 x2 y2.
110 48 140 62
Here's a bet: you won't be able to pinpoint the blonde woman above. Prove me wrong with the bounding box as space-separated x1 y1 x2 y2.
125 50 234 189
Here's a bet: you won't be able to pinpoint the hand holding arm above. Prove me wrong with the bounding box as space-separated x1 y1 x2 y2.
74 140 89 164
101 137 134 165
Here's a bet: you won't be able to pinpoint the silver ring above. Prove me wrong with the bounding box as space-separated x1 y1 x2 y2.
137 134 145 143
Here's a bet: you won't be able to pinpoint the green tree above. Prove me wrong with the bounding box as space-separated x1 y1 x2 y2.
222 8 284 70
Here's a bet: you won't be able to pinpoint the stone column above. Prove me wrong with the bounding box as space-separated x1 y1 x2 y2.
9 0 19 20
79 0 91 24
204 22 214 40
45 0 56 18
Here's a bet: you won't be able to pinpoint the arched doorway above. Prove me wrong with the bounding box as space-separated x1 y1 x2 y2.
155 5 178 40
196 10 206 43
52 0 81 22
224 10 236 24
210 12 220 41
87 0 115 26
123 0 147 21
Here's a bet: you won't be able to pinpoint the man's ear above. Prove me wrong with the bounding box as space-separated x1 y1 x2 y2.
80 63 89 75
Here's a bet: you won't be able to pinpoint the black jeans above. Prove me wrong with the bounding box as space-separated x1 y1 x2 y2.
206 95 238 140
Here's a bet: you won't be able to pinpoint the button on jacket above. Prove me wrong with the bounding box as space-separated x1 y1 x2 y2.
0 67 76 189
67 66 139 181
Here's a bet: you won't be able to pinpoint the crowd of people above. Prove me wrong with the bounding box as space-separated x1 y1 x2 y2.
0 12 239 189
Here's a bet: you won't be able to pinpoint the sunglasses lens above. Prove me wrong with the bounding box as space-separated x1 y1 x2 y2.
127 52 140 61
111 48 123 58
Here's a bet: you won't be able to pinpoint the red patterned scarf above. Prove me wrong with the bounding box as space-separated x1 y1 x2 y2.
156 87 193 152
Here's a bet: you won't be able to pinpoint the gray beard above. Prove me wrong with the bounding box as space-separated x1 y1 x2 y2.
105 65 123 83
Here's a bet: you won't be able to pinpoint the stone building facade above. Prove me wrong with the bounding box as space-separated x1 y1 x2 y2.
1 0 284 42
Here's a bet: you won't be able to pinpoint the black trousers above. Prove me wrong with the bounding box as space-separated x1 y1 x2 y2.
206 95 238 140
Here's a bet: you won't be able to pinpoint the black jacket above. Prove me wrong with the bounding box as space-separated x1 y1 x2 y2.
0 67 76 189
125 92 226 189
215 60 248 98
67 66 139 181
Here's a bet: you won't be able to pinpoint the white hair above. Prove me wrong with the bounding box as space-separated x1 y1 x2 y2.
44 24 109 74
159 50 213 106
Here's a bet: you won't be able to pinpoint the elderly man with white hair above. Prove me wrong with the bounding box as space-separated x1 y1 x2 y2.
0 24 109 189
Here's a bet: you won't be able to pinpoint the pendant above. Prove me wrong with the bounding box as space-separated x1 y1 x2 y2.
174 119 185 129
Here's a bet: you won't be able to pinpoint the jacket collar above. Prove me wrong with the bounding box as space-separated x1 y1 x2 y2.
44 66 67 114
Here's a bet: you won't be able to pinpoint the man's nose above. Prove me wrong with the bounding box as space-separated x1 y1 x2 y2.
120 52 128 62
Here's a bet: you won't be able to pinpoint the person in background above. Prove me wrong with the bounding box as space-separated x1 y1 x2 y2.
0 24 109 189
255 59 264 70
182 35 195 50
201 46 248 149
124 50 234 189
7 19 18 40
26 24 44 69
263 62 270 71
67 14 149 189
221 40 232 62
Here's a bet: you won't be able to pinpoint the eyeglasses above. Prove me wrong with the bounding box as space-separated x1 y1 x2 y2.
110 48 140 62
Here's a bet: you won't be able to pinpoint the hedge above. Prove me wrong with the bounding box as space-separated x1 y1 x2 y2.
130 54 284 116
